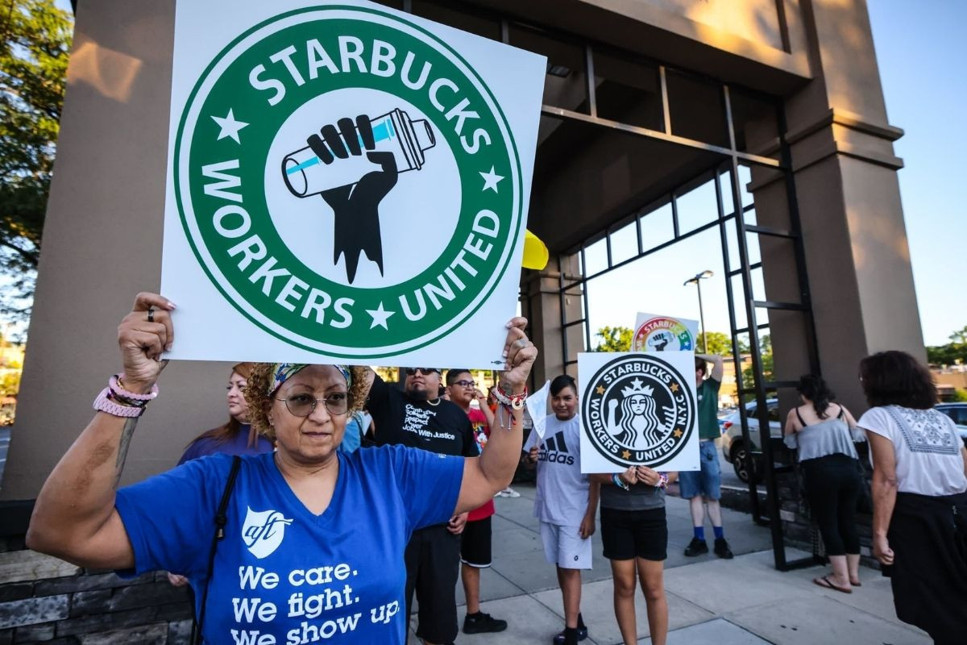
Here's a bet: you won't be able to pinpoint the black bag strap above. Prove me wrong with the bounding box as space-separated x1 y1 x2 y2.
192 455 242 645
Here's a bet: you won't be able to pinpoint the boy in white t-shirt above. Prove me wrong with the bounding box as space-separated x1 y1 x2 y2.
524 375 600 645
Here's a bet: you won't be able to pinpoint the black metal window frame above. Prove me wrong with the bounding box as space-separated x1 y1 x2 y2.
394 0 821 571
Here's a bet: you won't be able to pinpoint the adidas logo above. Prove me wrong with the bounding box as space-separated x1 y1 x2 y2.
538 431 575 465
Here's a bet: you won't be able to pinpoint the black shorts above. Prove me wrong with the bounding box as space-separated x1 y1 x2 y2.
461 516 493 567
601 506 667 561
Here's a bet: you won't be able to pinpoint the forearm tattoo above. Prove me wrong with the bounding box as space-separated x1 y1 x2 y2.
114 417 139 486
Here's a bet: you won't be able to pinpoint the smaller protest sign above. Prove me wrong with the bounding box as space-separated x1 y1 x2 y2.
632 313 698 353
578 351 699 473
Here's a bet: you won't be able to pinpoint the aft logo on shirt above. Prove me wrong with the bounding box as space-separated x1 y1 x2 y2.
538 430 575 465
242 506 293 559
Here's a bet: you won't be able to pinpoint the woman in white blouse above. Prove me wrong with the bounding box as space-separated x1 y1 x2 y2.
857 351 967 645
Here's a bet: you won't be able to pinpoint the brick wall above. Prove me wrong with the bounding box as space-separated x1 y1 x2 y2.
0 546 193 644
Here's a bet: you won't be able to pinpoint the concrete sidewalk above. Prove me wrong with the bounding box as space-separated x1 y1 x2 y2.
411 482 930 645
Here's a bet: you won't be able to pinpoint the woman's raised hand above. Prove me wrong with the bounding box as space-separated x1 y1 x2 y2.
117 292 175 392
500 317 537 393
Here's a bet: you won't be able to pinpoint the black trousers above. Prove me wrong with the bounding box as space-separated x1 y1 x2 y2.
802 454 861 556
405 524 460 644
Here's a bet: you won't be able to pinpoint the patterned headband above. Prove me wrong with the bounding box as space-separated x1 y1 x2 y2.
267 363 352 395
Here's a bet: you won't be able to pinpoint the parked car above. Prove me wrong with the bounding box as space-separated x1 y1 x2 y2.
720 399 782 483
934 403 967 447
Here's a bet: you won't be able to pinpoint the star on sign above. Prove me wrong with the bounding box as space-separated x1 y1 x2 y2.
211 109 249 144
596 385 606 395
621 450 631 460
670 383 679 393
479 166 504 193
673 428 683 438
366 302 395 330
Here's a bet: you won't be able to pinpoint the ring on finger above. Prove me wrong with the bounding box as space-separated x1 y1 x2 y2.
147 307 155 323
514 338 528 348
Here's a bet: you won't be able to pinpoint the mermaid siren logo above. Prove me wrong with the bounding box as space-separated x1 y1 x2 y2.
583 354 695 467
281 110 436 284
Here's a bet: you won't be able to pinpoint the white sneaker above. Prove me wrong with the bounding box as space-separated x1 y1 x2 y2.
499 487 520 498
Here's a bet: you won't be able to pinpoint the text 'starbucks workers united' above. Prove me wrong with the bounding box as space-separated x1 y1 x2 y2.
174 5 525 358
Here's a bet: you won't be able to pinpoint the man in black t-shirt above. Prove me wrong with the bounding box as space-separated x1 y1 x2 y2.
362 367 476 645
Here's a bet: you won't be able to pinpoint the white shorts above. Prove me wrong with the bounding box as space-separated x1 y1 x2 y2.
540 521 593 570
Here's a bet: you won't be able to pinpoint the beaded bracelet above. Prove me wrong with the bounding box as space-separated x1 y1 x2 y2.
491 383 527 411
612 473 630 491
657 473 669 489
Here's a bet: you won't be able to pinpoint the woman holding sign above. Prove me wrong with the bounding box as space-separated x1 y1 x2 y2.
26 292 536 644
592 464 675 645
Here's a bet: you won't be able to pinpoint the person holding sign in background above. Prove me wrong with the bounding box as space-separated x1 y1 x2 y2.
26 293 536 645
679 354 733 559
524 375 599 645
591 464 675 645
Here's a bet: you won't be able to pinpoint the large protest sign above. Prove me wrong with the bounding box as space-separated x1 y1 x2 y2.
579 352 699 473
160 0 545 365
632 312 699 352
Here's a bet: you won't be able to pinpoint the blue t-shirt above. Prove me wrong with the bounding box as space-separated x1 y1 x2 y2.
115 446 463 644
177 425 273 465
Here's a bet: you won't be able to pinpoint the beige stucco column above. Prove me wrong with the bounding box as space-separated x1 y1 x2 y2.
1 0 232 500
753 0 922 414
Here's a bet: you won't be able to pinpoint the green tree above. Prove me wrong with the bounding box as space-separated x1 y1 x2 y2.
926 325 967 366
0 369 20 398
593 326 632 352
0 0 73 322
697 331 732 355
740 334 773 401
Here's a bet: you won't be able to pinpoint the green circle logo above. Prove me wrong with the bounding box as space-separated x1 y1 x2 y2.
174 6 522 357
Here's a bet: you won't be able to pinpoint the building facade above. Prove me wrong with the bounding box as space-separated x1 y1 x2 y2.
0 0 919 636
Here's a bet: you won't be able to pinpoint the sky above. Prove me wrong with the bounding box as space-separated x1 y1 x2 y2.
583 0 967 349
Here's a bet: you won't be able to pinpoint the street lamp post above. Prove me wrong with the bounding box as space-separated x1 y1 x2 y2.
684 270 714 353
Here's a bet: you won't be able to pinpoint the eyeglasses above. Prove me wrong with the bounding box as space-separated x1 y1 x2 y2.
405 368 439 376
275 392 349 417
452 379 476 388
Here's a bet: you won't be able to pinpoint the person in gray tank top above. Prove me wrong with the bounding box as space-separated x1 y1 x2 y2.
783 374 863 593
592 464 676 645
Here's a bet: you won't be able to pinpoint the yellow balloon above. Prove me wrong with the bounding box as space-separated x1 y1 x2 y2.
522 230 549 270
